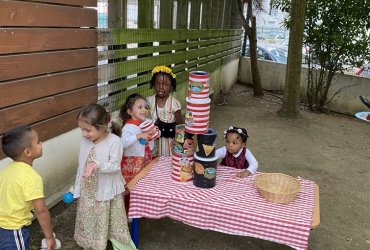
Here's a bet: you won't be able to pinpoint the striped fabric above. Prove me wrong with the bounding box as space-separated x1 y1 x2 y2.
129 157 316 250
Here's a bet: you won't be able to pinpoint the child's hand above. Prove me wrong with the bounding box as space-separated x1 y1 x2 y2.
45 237 56 250
83 162 97 179
148 126 159 139
137 132 151 140
236 170 251 179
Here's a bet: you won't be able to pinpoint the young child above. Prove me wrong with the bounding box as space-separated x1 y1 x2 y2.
120 93 154 184
0 125 56 250
73 103 136 250
216 126 258 178
147 65 183 157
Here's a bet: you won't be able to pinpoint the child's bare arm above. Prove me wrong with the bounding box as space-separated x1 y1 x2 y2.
174 110 183 124
33 198 56 250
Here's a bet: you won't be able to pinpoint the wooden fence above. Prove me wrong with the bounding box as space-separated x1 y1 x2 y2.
97 28 242 111
0 0 98 159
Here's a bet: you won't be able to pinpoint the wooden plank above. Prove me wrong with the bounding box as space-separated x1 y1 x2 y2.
223 0 232 29
98 28 243 46
0 86 97 133
201 0 211 29
0 68 97 109
311 184 320 229
98 41 237 82
138 0 154 28
127 158 159 191
0 109 81 160
33 109 80 145
108 0 127 28
0 48 97 82
176 0 188 29
0 28 97 54
98 84 151 111
160 0 173 29
0 1 97 27
98 36 240 60
189 0 201 29
98 74 151 97
34 0 97 7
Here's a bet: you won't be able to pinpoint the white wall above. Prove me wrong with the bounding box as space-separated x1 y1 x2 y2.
238 57 370 114
210 58 240 98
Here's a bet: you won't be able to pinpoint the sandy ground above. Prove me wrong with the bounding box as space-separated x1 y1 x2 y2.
30 83 370 249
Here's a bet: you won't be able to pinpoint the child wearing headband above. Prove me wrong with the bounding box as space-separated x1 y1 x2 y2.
216 126 258 178
147 65 183 157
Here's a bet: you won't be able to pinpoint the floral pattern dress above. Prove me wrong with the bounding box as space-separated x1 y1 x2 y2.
74 148 131 250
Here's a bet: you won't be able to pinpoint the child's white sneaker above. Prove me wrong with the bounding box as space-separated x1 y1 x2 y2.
40 233 61 249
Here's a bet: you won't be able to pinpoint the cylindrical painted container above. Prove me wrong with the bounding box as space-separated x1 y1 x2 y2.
171 152 194 182
188 71 210 99
193 153 218 188
185 124 209 135
174 124 196 154
186 97 211 110
139 119 154 132
185 97 210 134
139 119 160 140
196 128 217 158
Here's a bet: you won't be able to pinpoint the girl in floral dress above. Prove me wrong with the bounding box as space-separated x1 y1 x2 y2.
73 103 136 250
147 65 183 157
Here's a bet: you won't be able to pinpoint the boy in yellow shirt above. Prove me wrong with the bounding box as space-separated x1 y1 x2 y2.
0 125 56 250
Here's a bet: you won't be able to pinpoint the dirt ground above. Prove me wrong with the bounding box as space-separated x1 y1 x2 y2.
30 83 370 249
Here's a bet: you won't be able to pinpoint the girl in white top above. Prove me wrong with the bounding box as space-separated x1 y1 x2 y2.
73 103 136 250
147 65 183 157
216 126 258 178
120 93 155 184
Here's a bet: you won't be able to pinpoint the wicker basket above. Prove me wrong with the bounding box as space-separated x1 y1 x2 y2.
254 173 301 204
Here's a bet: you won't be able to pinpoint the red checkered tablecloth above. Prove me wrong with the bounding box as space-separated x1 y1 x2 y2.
129 157 316 250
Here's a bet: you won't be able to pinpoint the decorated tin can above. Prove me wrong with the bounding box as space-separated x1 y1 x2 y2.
139 119 160 140
193 153 218 188
196 128 217 158
188 71 210 99
171 152 194 182
174 124 196 154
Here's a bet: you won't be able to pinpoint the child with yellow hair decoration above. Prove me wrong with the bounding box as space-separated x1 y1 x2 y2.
147 65 183 157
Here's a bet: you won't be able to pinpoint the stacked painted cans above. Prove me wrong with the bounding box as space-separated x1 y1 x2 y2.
171 70 218 188
171 124 195 182
185 71 211 134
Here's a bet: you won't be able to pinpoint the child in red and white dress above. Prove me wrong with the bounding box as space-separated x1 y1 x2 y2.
216 126 258 178
120 93 156 212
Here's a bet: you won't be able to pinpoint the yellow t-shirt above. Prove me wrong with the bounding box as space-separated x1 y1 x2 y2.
0 161 44 230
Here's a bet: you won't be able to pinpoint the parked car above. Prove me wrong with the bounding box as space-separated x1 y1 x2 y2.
245 44 288 63
356 64 370 78
280 37 311 63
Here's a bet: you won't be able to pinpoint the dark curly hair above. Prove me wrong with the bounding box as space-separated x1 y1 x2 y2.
224 126 249 143
1 125 33 160
150 72 177 92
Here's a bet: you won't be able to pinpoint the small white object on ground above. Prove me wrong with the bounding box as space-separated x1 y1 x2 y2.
40 233 61 249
